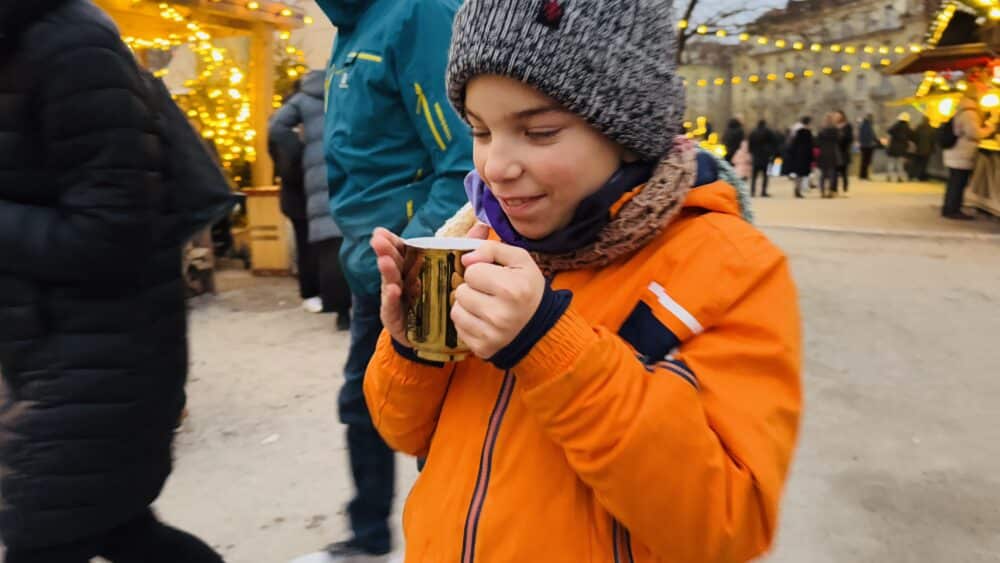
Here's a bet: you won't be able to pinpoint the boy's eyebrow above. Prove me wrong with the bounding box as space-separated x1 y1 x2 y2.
511 105 565 120
466 105 566 123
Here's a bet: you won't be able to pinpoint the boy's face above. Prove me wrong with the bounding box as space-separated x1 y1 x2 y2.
465 75 624 240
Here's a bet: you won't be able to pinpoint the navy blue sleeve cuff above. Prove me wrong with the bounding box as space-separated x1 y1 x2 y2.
391 338 446 368
489 285 573 370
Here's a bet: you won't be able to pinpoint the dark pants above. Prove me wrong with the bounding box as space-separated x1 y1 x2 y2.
291 219 351 316
821 167 838 196
911 155 930 181
338 293 395 555
836 164 849 193
943 168 972 216
750 164 769 196
317 238 351 316
291 218 320 299
4 509 222 563
859 147 875 179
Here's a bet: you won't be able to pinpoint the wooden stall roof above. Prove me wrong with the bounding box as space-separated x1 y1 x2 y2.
885 43 995 75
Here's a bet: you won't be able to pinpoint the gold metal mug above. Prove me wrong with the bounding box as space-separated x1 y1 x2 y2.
402 237 484 363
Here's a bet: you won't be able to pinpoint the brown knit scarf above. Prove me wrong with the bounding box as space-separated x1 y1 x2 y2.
533 136 697 275
436 136 698 275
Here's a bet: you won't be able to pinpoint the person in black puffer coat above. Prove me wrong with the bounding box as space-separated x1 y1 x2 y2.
269 70 351 328
0 1 224 561
785 116 815 198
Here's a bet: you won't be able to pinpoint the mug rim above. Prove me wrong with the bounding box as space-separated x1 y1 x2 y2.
404 237 484 251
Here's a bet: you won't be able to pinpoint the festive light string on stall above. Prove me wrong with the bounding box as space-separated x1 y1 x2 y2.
121 0 313 184
677 19 924 56
681 57 897 89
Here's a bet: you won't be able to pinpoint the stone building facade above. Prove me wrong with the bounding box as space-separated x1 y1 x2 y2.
681 0 935 136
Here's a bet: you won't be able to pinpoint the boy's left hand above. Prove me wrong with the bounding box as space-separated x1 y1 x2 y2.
452 241 545 360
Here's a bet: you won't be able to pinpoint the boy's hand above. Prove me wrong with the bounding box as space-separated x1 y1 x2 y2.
452 241 545 360
371 227 410 346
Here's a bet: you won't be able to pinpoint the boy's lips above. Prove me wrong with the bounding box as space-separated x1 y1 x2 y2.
498 195 545 217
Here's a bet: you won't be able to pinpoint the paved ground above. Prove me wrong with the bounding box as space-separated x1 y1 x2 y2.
149 179 1000 563
752 176 1000 238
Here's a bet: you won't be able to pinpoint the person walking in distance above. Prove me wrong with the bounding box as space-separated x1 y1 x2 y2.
748 120 779 197
833 110 853 195
0 1 225 561
816 113 845 198
786 116 815 198
722 117 745 164
910 115 936 182
885 112 914 183
942 83 997 220
293 0 474 561
857 113 878 180
270 70 352 329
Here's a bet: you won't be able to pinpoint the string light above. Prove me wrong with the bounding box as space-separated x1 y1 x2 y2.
674 21 930 56
121 0 312 183
681 56 897 90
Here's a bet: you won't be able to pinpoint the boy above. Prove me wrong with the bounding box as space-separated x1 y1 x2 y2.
367 0 802 561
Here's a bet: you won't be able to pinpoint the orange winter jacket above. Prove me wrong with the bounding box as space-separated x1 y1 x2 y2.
364 180 802 563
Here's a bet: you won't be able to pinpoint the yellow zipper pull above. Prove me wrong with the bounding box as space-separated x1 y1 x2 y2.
406 200 414 221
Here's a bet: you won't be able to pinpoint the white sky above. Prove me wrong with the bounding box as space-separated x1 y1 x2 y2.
687 0 789 26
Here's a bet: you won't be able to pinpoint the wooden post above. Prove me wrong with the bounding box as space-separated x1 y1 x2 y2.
250 22 275 187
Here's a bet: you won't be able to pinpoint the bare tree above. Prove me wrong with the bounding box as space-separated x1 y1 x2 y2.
675 0 778 65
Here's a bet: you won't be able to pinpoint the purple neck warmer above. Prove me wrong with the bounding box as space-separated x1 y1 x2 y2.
463 162 654 254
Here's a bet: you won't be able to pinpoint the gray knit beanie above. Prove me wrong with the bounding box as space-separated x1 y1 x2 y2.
446 0 686 162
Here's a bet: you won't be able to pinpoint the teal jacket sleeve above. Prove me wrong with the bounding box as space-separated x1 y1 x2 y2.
392 0 473 239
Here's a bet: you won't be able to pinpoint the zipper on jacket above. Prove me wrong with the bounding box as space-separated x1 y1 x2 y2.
460 372 516 563
612 518 635 563
414 82 448 151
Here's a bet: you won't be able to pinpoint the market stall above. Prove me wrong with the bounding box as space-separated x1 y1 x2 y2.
885 0 1000 217
95 0 312 278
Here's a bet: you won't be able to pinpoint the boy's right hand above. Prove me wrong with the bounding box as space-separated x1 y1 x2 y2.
371 227 410 346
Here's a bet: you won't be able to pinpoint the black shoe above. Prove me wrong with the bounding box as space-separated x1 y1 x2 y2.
326 540 391 558
336 313 352 332
761 193 772 198
943 211 975 221
795 191 804 199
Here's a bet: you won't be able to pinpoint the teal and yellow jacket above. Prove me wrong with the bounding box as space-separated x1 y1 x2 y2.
317 0 473 295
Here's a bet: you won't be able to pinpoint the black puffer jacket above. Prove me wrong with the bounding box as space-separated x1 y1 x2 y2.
0 0 186 549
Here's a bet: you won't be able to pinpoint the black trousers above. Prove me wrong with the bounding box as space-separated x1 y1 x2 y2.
4 509 223 563
859 148 875 179
316 237 351 316
291 218 320 299
290 219 351 315
911 155 930 181
821 167 838 196
943 168 972 216
750 164 769 196
836 164 849 193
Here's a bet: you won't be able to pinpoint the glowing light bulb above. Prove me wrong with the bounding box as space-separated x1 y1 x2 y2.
938 97 955 116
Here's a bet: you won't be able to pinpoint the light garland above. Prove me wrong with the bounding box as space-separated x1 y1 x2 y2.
121 0 311 185
678 20 924 57
682 57 896 90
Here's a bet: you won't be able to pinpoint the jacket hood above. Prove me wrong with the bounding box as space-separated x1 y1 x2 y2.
0 0 70 36
300 70 325 98
314 0 374 30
